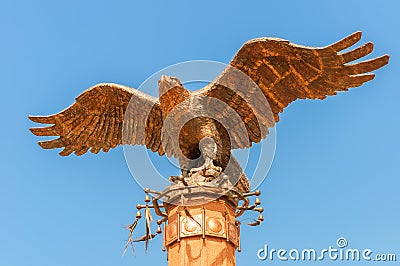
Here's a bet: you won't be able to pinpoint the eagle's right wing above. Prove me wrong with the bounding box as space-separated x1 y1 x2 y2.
29 83 164 156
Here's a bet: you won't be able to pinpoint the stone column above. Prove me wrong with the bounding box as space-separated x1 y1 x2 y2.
163 195 240 266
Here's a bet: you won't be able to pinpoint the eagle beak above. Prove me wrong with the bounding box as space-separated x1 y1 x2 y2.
158 75 182 96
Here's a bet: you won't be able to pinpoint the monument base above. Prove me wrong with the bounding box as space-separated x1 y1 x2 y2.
129 180 263 265
164 197 239 266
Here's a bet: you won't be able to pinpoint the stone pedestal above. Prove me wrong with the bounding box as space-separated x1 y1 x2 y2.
163 195 240 266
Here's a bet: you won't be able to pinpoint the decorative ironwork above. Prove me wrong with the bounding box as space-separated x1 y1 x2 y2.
124 176 265 253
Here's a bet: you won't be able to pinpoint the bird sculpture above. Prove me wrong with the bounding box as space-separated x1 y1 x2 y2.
29 32 389 193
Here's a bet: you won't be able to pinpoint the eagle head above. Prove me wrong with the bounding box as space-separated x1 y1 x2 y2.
158 75 183 97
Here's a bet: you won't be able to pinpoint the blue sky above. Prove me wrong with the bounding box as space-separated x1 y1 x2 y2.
1 0 399 265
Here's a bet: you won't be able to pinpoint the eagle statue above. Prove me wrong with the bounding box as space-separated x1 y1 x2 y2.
29 32 389 193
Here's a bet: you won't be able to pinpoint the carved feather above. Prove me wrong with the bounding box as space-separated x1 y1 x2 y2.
197 31 389 148
29 83 164 156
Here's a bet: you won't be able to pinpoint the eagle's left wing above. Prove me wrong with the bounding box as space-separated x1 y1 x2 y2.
196 32 389 149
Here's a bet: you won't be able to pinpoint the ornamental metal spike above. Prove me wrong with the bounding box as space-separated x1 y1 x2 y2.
122 218 139 256
144 205 153 252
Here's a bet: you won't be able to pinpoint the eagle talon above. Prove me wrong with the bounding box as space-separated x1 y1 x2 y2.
189 159 220 175
189 166 206 175
188 159 223 186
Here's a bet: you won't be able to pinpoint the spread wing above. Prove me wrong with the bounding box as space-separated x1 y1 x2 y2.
196 31 389 148
29 83 164 156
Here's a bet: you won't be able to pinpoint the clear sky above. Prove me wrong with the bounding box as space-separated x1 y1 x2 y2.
1 0 399 265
